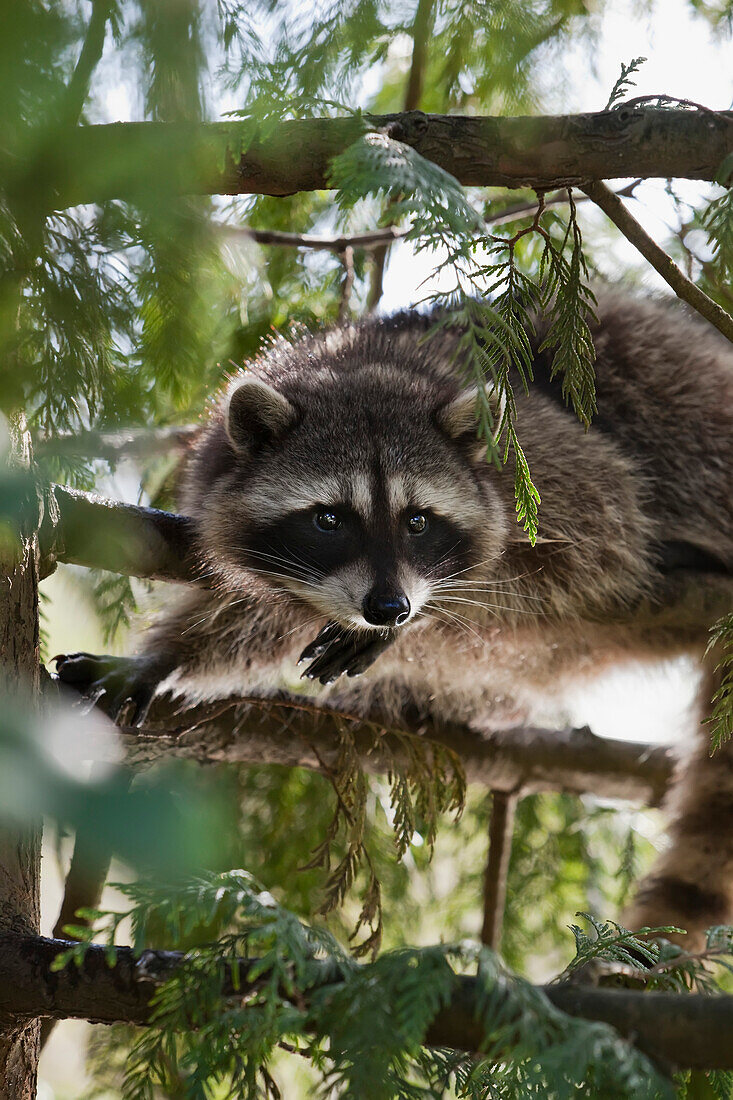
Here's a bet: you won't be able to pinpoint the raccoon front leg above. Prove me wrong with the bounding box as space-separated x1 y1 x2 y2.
54 651 164 726
298 622 396 684
54 587 315 726
623 654 733 946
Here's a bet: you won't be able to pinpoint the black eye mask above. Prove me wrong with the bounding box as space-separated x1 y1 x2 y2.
244 506 364 581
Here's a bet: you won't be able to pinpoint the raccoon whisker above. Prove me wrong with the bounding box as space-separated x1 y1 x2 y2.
430 581 547 603
274 614 326 646
429 555 499 581
435 594 540 617
430 583 545 604
180 594 260 635
237 546 324 579
430 598 499 622
234 550 324 585
244 566 323 592
424 604 488 647
432 576 541 589
241 547 323 585
272 537 326 577
424 540 463 578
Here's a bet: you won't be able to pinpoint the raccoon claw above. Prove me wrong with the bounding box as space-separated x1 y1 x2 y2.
53 652 159 727
298 624 395 684
297 623 344 664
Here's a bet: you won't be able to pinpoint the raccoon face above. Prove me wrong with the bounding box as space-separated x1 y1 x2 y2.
205 364 509 631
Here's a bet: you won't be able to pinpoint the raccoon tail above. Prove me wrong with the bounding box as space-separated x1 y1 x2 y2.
623 649 733 947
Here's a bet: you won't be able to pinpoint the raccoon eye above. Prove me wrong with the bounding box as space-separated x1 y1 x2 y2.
314 509 341 532
407 512 428 535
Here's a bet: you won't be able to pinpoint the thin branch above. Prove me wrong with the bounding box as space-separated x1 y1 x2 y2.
40 764 134 1051
581 179 733 344
338 244 355 322
487 179 642 228
481 789 519 951
61 0 113 126
404 0 435 114
38 109 733 210
36 424 199 463
3 933 733 1069
219 224 405 252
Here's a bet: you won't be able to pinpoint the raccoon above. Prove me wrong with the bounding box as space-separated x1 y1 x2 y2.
56 291 733 942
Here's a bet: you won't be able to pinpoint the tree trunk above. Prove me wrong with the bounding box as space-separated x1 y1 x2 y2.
0 413 41 1100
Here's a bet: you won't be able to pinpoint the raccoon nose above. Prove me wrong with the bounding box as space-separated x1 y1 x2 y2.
363 590 410 627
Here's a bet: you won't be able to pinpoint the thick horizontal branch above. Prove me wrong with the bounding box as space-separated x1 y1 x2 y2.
2 934 733 1069
32 108 733 210
121 691 674 804
40 485 197 583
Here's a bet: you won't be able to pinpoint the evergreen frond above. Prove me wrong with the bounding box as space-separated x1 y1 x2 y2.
702 185 733 283
56 877 683 1100
605 56 647 110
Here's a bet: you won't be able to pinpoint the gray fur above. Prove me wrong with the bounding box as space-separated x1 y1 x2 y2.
145 291 733 941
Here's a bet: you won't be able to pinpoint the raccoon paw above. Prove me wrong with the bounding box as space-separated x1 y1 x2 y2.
53 652 160 727
298 623 394 685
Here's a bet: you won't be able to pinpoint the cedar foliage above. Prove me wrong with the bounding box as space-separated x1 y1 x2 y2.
1 1 733 1097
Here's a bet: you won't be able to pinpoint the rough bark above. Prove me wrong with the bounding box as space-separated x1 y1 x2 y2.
30 108 733 211
110 692 674 804
1 933 733 1070
0 415 41 1100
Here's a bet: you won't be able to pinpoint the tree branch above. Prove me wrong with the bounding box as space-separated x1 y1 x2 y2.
60 0 113 126
40 485 733 804
2 933 733 1069
37 108 733 210
36 425 198 463
219 224 405 252
109 690 674 805
580 179 733 344
40 485 198 583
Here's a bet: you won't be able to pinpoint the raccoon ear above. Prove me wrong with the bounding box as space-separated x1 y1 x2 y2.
226 376 298 453
437 385 504 443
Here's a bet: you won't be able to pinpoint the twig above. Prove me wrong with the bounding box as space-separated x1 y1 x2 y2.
338 244 355 322
487 179 641 228
581 180 733 344
220 224 405 252
481 789 519 951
